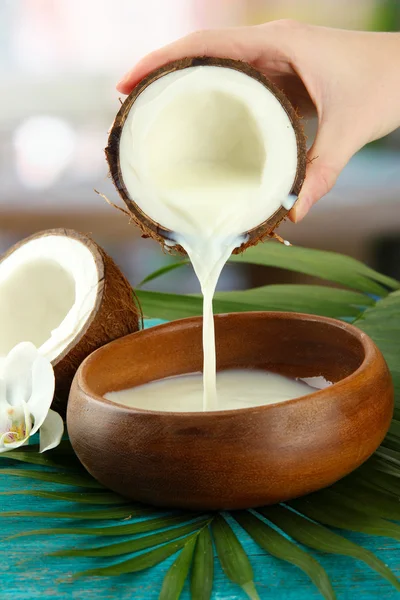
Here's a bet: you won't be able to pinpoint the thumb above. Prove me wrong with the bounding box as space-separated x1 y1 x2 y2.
289 119 357 222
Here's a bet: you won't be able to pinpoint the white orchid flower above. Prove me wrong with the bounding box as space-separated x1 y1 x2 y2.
0 342 63 453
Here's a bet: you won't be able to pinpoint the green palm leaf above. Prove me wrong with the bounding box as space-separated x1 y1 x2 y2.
139 260 189 286
377 445 400 463
290 493 400 540
363 456 400 479
6 514 199 540
351 467 400 498
211 515 260 600
0 467 102 488
389 419 400 440
0 447 82 470
329 479 400 520
0 505 154 520
260 505 400 592
385 429 400 451
73 534 196 579
356 290 400 403
140 242 399 295
215 285 372 317
191 526 214 600
137 285 372 321
0 490 130 504
51 519 210 558
137 289 258 319
159 535 198 600
231 242 399 295
234 510 336 600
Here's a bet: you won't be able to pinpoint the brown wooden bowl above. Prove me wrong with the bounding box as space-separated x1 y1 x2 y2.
67 312 394 510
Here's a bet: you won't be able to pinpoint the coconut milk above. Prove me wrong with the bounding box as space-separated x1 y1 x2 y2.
119 67 300 410
105 370 324 412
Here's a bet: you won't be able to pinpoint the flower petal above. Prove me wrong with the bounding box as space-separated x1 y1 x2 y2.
0 378 6 408
0 403 11 437
0 402 31 453
3 342 38 406
22 401 32 438
39 409 64 453
29 355 55 436
0 435 27 452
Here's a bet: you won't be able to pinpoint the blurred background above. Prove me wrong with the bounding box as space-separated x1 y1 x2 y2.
1 0 399 293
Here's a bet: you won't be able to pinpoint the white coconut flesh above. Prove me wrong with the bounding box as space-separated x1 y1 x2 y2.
0 236 98 362
119 65 299 242
118 65 301 411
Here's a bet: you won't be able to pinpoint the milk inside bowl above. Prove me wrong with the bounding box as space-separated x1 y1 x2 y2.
105 370 332 412
111 62 309 412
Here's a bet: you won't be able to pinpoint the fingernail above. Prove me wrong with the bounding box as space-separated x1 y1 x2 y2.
291 196 311 223
116 72 131 90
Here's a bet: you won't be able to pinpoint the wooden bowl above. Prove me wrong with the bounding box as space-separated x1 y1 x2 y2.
67 312 394 510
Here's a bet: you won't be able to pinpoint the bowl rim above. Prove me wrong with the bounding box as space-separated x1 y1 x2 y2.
74 311 379 418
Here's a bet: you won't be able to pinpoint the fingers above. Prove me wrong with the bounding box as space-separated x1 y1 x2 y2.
289 119 358 222
290 160 339 222
116 20 301 94
117 28 258 94
115 20 361 224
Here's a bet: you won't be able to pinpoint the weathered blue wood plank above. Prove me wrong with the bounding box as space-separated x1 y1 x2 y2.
1 454 399 598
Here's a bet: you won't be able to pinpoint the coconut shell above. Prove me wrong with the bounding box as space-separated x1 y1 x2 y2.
106 56 307 253
0 229 142 416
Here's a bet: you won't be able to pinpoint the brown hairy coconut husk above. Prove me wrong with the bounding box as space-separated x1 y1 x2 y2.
106 56 306 253
0 229 141 415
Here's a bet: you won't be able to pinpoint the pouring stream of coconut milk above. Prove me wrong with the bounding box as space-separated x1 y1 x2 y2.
119 66 299 410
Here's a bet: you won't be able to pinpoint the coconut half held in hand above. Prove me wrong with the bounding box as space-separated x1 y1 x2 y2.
106 57 306 252
0 229 141 413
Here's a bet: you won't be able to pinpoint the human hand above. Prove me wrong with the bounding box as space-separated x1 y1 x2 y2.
117 21 400 221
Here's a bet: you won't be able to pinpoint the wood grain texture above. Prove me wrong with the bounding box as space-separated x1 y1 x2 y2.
67 312 393 510
0 321 398 599
0 472 399 599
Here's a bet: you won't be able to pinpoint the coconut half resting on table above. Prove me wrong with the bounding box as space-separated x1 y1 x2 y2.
0 229 141 413
106 57 307 250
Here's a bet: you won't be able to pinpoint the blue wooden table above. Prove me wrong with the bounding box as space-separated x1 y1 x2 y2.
1 473 399 600
1 320 399 599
